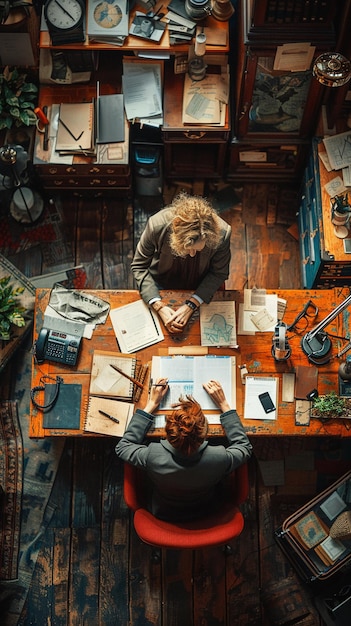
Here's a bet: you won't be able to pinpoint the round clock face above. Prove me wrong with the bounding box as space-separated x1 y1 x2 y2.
93 1 122 29
45 0 83 30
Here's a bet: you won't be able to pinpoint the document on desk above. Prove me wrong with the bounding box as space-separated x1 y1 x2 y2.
182 72 228 125
109 299 164 353
122 59 163 123
151 355 236 412
244 376 278 421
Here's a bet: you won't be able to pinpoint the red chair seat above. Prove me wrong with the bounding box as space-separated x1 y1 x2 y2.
123 462 249 549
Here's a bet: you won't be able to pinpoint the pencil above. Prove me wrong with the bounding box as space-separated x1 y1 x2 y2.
110 363 144 390
99 410 120 424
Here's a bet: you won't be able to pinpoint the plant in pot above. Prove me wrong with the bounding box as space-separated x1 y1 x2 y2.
311 391 351 420
0 275 26 341
0 66 38 130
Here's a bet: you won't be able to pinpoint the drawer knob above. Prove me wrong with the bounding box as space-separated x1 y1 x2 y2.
183 131 206 140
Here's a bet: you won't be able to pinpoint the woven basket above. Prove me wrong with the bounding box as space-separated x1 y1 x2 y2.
330 511 351 540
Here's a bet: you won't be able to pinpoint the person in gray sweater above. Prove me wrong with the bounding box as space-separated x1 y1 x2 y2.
115 378 252 521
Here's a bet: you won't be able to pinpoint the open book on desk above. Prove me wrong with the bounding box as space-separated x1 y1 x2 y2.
151 355 236 414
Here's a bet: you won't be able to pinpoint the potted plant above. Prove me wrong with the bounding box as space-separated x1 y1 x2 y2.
311 391 351 420
0 66 38 130
0 275 26 341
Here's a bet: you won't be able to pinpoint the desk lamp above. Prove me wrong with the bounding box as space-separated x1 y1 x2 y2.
301 293 351 365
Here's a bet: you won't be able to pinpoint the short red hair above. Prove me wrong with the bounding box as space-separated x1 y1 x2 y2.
165 396 208 456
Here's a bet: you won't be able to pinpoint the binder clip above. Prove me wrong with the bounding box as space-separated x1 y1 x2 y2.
272 322 291 362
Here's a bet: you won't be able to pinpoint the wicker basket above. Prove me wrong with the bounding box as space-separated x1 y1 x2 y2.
330 511 351 540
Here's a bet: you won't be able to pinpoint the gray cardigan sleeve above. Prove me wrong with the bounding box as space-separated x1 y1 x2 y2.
115 409 154 467
220 410 253 472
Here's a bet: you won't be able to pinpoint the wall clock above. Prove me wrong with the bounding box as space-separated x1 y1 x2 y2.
44 0 86 46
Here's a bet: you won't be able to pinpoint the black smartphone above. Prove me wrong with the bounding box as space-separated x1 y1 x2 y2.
258 391 276 413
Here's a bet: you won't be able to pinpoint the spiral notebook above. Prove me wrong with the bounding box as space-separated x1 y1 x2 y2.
89 350 137 400
84 396 134 437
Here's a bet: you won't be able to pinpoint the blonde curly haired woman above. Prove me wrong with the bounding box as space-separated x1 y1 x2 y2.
131 193 231 333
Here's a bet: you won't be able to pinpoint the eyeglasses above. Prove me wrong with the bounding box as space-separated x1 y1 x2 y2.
287 300 319 333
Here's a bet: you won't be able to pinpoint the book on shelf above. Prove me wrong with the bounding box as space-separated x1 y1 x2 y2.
290 511 329 550
314 535 348 567
166 0 196 27
87 0 129 42
84 396 134 437
56 102 94 154
109 299 164 353
89 350 141 400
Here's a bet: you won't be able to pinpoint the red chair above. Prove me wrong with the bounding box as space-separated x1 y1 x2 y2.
123 462 249 549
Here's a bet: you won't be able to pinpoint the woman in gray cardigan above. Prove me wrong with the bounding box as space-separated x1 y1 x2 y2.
115 379 252 521
131 192 231 334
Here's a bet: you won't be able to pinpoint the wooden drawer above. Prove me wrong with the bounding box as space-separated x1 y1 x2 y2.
163 129 229 143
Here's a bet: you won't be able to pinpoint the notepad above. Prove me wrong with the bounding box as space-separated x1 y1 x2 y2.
89 350 137 400
96 94 125 144
56 102 94 153
244 376 278 420
109 299 164 353
84 396 134 436
43 383 82 429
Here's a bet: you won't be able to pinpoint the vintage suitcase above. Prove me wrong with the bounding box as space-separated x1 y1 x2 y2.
275 471 351 583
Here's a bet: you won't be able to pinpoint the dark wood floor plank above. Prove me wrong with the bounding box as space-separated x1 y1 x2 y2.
75 196 104 289
222 208 248 290
101 197 135 290
162 550 194 625
129 526 162 626
69 527 101 625
99 451 130 625
193 547 226 626
71 439 105 528
226 459 262 625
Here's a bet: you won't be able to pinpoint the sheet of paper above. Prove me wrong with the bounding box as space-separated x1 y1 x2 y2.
110 299 164 353
151 355 236 411
122 60 163 122
200 300 238 347
244 376 278 420
323 131 351 170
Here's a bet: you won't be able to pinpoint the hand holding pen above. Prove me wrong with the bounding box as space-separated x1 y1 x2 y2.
144 377 168 414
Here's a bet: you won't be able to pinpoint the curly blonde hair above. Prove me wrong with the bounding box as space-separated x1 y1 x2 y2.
168 193 222 257
165 396 208 456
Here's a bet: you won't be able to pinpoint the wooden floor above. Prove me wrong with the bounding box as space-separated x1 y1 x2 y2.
2 181 340 625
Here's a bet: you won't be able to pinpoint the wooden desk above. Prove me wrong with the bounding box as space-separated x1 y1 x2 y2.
30 288 351 439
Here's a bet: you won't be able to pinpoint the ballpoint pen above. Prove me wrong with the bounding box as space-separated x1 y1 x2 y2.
110 363 144 390
99 410 120 424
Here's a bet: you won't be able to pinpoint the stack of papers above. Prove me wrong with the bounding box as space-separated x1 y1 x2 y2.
164 0 196 44
322 131 351 191
122 58 163 126
182 71 229 126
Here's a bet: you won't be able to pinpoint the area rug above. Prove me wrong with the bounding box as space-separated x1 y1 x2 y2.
0 341 64 625
0 402 23 582
0 198 73 268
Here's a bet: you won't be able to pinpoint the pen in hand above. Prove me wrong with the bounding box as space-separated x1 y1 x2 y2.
99 410 120 424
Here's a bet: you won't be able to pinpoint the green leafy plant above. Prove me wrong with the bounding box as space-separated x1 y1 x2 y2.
311 391 350 418
0 275 26 340
0 66 38 130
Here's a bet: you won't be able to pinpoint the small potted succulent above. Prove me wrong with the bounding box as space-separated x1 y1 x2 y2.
0 275 26 341
311 391 351 420
0 66 38 130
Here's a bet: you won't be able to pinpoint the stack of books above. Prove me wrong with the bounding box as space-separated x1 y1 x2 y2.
165 0 196 44
87 0 129 46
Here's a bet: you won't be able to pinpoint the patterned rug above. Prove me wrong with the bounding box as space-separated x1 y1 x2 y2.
0 402 23 582
0 341 64 625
